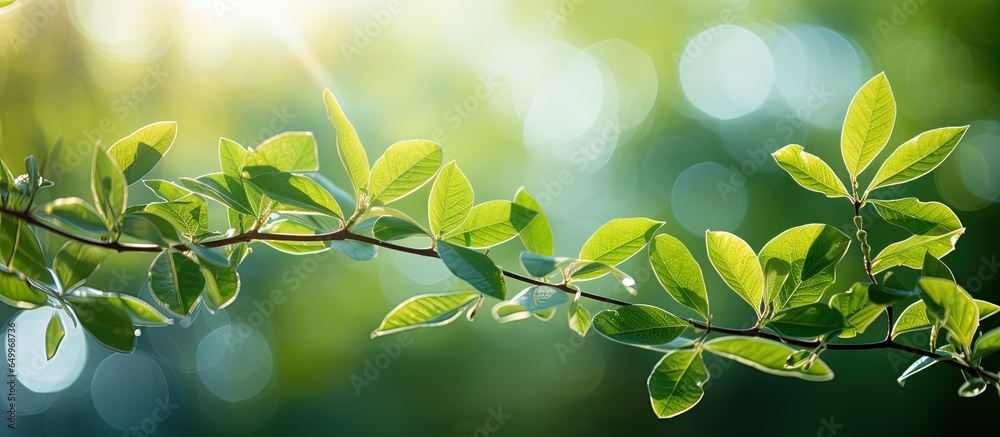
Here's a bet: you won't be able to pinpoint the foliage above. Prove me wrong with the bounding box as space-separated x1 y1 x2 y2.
0 73 995 419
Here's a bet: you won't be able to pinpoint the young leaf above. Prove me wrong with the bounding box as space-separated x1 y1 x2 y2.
442 200 537 249
568 292 591 337
772 145 850 198
0 269 48 309
148 249 207 317
841 72 896 179
246 172 343 219
180 173 255 215
242 132 319 175
0 217 54 283
368 140 442 205
372 216 429 241
260 220 331 254
870 228 964 274
107 121 177 185
866 126 968 193
492 286 569 324
54 241 109 293
33 198 109 235
916 277 978 348
577 218 663 279
921 251 955 281
188 244 229 268
897 345 956 387
892 299 998 340
371 291 481 338
436 241 506 299
830 283 885 338
592 304 687 346
766 303 847 338
144 195 209 240
323 89 370 200
70 287 171 327
647 350 708 419
758 224 851 309
219 137 248 180
704 336 834 381
45 312 65 360
705 231 763 314
972 327 1000 361
565 260 637 294
144 179 194 202
428 161 473 237
202 261 241 311
649 234 710 319
513 187 554 257
91 146 127 231
65 295 136 353
762 258 790 309
869 198 962 236
519 252 569 278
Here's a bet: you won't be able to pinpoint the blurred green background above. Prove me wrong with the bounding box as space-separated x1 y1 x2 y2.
1 0 999 435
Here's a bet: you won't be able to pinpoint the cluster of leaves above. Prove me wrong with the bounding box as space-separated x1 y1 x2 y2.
0 73 997 420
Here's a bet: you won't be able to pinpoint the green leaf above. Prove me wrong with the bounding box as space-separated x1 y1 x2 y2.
121 212 182 247
593 304 688 346
54 241 109 293
144 179 193 202
202 259 241 311
841 72 896 179
45 312 65 360
107 121 177 185
958 373 987 398
568 292 591 337
442 200 537 249
435 241 506 299
180 173 255 216
323 89 370 200
830 283 886 338
866 126 968 193
921 251 955 281
428 161 473 237
565 260 636 294
704 336 834 381
0 217 54 283
243 132 319 176
649 234 710 319
766 303 847 338
916 277 978 348
219 137 248 180
519 252 568 278
758 224 852 309
148 249 206 317
867 273 912 305
70 287 171 327
65 295 135 353
188 244 229 268
762 258 790 309
144 195 209 240
772 145 850 198
246 173 343 219
368 140 442 205
705 231 763 314
870 228 964 274
372 216 429 241
869 198 962 236
577 218 663 279
892 299 998 340
371 291 481 338
513 187 554 257
973 327 1000 361
491 286 569 323
647 350 708 419
897 345 956 387
260 220 331 255
0 269 48 309
33 198 109 235
91 146 127 231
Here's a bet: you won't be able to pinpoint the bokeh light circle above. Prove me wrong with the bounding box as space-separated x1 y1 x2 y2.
958 120 1000 202
679 25 774 119
196 324 274 402
91 353 170 431
8 308 86 393
671 162 748 234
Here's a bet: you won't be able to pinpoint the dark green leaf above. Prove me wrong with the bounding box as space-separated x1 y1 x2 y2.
766 303 848 338
148 249 206 317
436 240 506 299
54 241 108 293
66 295 136 352
45 312 65 360
0 269 47 308
593 304 688 346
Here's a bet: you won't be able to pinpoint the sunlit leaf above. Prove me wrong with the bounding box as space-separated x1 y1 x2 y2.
568 292 591 337
442 200 537 249
371 291 480 338
830 283 885 338
372 215 429 241
649 234 710 319
71 287 171 327
243 132 319 176
870 228 964 274
491 286 569 323
704 336 833 381
892 299 998 340
368 140 442 205
148 249 206 317
513 187 554 256
246 172 343 219
180 173 255 215
766 303 847 338
647 350 708 419
33 197 109 235
65 295 136 352
54 241 109 293
260 220 331 255
758 224 851 309
91 145 127 231
593 304 687 346
773 144 850 198
428 161 473 238
0 269 47 309
841 72 896 179
972 327 1000 361
577 218 662 279
916 277 978 348
705 230 762 314
866 126 968 193
0 217 54 283
45 312 65 360
323 89 370 200
869 198 962 236
107 121 177 185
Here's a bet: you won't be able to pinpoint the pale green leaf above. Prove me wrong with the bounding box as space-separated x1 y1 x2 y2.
436 240 506 299
649 234 710 319
372 291 480 338
246 172 343 219
368 140 442 205
866 126 968 193
243 132 319 176
492 286 569 323
593 304 688 346
773 144 849 198
647 350 708 419
869 198 962 236
578 218 662 278
704 336 834 381
841 72 896 178
107 121 177 185
830 283 885 338
870 228 964 274
33 198 109 235
442 200 537 249
428 161 473 237
323 89 370 199
260 220 331 254
973 327 1000 361
91 146 127 231
916 277 978 348
892 299 998 340
513 187 554 257
705 231 763 314
568 292 591 337
758 224 851 310
45 312 65 360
